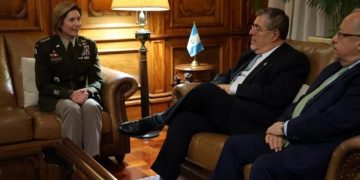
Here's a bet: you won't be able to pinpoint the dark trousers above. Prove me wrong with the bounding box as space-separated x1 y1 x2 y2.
212 134 338 180
151 83 236 179
162 83 233 130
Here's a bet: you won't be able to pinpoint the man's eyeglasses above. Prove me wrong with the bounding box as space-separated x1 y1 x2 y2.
336 32 360 38
251 24 272 33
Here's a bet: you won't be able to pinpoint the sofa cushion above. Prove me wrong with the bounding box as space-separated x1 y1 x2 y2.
4 33 46 107
0 107 33 145
187 132 229 171
24 106 61 140
287 40 335 85
21 57 38 107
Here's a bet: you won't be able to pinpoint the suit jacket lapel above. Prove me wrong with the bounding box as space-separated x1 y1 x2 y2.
230 52 256 81
243 57 271 83
243 43 288 83
305 62 342 93
300 62 359 112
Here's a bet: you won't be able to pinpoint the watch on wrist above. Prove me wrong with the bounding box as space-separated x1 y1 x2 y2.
280 122 284 134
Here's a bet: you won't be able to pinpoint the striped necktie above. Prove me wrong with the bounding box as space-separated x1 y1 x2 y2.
292 67 349 118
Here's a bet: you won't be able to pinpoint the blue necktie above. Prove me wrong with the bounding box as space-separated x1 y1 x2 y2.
230 55 261 84
244 55 261 71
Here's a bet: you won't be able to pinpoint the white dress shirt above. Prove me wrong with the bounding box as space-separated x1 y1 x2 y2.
229 45 281 95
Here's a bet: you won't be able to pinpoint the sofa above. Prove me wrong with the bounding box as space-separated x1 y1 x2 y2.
174 40 360 180
0 32 138 162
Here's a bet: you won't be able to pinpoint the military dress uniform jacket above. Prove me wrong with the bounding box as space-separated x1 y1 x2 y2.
35 34 103 112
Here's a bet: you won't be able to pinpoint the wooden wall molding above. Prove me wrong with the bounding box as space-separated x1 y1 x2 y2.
179 0 216 16
169 0 225 28
87 0 131 17
0 0 27 19
0 0 44 31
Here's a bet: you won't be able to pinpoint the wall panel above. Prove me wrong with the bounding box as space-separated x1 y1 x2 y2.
0 0 48 31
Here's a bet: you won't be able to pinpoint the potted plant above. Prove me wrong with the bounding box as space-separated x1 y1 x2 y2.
255 0 360 33
305 0 360 32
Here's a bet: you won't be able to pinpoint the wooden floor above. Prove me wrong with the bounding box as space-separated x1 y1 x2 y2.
100 129 167 180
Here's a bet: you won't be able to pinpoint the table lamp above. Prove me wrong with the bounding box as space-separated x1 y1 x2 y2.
111 0 170 138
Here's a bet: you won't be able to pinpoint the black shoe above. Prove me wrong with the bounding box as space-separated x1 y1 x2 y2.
118 115 164 137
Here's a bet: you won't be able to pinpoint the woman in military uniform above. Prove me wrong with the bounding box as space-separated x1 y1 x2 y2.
35 1 103 157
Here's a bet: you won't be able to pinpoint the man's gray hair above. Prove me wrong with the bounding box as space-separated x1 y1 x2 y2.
256 8 289 40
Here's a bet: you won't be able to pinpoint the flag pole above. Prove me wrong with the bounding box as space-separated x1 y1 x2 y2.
191 55 199 67
191 21 199 67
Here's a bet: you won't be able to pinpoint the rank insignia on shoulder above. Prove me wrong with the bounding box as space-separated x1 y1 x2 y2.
40 37 50 43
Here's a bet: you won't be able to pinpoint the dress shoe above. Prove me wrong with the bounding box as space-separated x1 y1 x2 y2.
118 115 164 137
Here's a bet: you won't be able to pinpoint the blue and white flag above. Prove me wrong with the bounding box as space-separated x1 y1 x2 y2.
187 24 204 57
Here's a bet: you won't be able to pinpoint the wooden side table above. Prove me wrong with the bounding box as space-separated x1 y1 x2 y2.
173 63 214 85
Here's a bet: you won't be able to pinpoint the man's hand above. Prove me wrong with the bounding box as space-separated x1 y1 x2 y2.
70 88 89 104
265 134 286 152
266 121 284 136
217 84 231 94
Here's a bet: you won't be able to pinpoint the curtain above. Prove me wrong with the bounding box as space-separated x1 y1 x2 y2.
268 0 332 41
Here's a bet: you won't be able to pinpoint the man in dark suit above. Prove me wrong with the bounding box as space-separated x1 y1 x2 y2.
212 9 360 180
120 8 310 179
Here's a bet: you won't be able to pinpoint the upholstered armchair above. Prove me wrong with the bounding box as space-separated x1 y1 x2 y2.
0 33 137 162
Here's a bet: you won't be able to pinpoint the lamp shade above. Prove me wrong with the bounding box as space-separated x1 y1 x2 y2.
111 0 170 11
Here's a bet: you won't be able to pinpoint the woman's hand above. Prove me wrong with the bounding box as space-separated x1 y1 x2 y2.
70 88 89 104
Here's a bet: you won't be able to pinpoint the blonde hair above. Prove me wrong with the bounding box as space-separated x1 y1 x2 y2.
52 1 81 34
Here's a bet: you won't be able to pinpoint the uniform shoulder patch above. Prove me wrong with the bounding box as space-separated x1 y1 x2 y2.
36 36 51 46
39 36 50 43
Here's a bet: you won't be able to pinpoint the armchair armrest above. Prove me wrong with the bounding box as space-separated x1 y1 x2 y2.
325 135 360 180
172 82 202 102
100 66 138 124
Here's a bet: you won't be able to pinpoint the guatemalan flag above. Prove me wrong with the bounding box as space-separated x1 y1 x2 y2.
187 24 204 57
